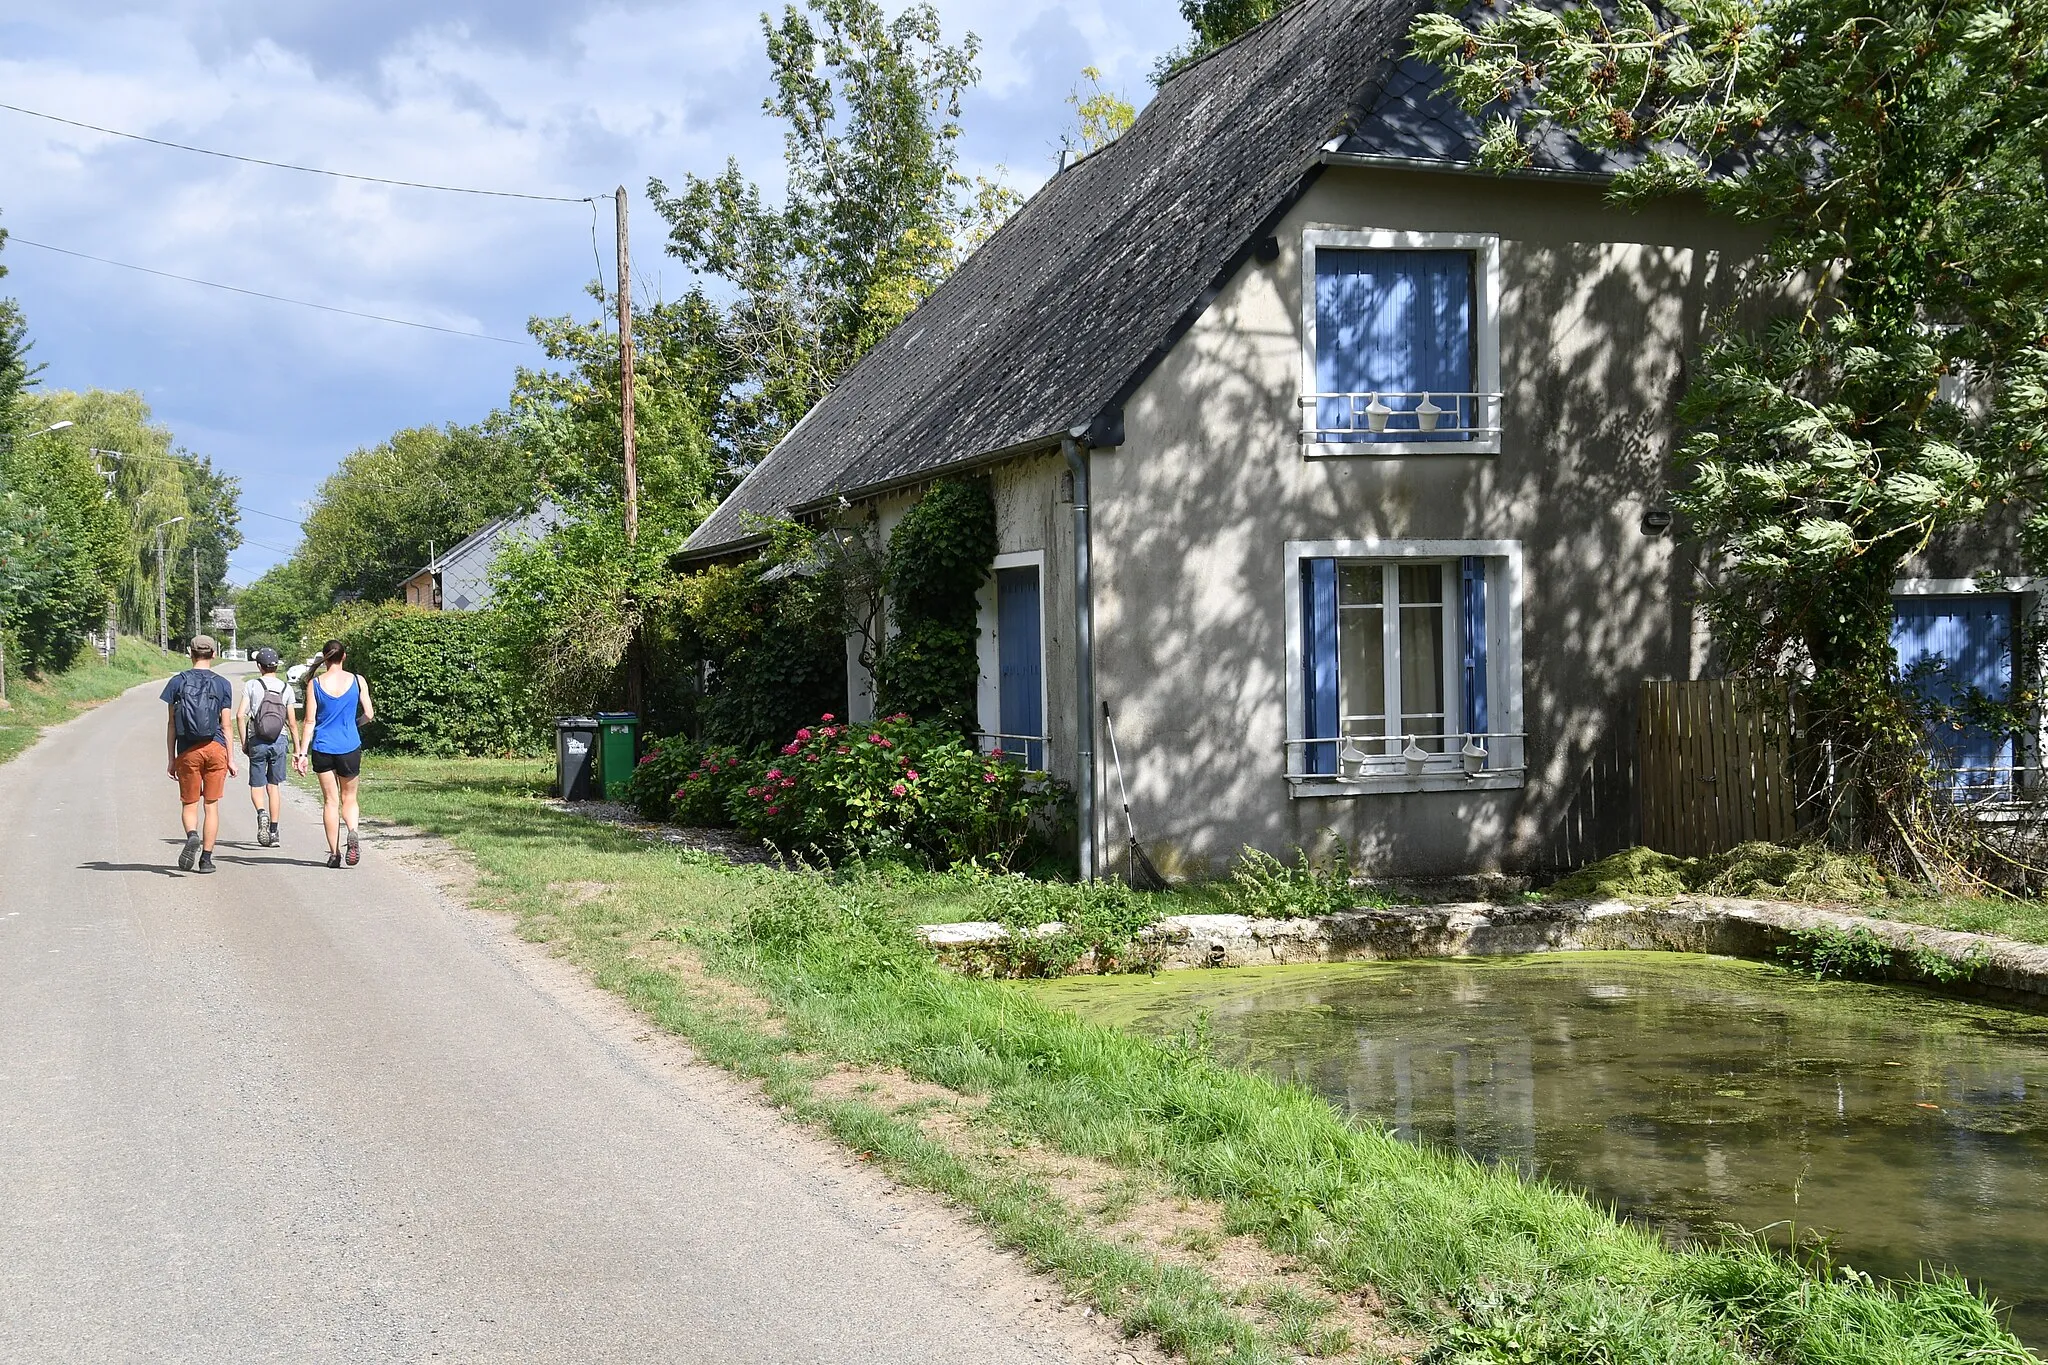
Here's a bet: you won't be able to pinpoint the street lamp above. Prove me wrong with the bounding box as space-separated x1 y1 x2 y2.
153 517 186 652
0 419 75 448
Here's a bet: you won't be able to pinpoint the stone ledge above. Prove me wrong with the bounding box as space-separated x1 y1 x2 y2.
920 900 2048 1005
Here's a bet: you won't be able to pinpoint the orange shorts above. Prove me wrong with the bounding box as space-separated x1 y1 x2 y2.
174 741 229 805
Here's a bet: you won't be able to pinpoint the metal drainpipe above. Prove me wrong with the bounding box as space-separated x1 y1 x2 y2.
1062 434 1096 881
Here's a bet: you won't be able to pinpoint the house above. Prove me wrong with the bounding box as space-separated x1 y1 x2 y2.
676 0 2023 879
401 504 559 612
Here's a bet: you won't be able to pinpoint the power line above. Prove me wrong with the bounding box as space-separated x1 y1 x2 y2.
10 236 531 344
0 100 596 204
242 507 306 529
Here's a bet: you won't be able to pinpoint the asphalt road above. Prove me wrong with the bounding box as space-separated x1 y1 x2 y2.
0 679 1104 1364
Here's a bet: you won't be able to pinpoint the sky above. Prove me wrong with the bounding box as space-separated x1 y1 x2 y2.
0 0 1182 583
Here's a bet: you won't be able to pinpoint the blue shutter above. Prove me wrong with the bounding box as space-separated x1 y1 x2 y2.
1314 250 1474 442
996 567 1044 769
1300 558 1339 774
1890 595 2015 796
1460 557 1489 741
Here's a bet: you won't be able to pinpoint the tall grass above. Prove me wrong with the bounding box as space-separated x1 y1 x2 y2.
366 757 2037 1365
0 636 173 766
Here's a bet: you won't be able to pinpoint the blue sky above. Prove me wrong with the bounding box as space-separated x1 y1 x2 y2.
1 0 1180 582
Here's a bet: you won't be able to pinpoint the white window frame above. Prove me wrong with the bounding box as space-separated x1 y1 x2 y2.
1892 575 2042 794
976 550 1050 763
1284 538 1525 797
1299 226 1503 458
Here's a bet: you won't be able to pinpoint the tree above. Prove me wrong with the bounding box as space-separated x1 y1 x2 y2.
648 0 1016 482
1412 0 2048 873
1154 0 1292 80
2 394 129 672
514 290 731 535
162 452 242 644
295 422 535 604
1063 67 1136 156
20 389 189 639
235 559 330 656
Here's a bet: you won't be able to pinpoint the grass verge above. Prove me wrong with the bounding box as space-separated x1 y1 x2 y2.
363 755 2038 1365
0 636 173 766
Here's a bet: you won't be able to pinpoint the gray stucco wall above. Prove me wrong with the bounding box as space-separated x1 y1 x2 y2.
1087 166 1769 878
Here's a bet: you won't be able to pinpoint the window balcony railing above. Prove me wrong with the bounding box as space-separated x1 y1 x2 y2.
1284 732 1526 783
975 731 1049 771
1299 391 1504 445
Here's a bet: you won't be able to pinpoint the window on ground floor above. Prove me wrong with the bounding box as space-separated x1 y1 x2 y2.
976 551 1048 770
1890 588 2026 799
1286 539 1524 795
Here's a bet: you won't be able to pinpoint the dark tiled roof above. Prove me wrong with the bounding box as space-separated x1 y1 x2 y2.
684 0 1587 558
1337 56 1635 176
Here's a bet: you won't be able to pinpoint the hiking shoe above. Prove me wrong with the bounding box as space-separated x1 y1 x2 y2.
256 810 271 845
178 831 201 872
196 852 216 874
345 830 360 867
326 852 342 869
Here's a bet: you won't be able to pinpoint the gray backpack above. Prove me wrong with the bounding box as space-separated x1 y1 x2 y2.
249 679 290 748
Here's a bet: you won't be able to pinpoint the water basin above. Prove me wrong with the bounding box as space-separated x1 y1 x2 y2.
1024 952 2048 1346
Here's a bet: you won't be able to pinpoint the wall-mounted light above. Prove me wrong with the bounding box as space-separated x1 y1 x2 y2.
1254 236 1281 264
1641 506 1675 535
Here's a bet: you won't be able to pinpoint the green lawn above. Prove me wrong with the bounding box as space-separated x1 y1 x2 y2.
1874 896 2048 947
358 753 2037 1365
0 637 176 766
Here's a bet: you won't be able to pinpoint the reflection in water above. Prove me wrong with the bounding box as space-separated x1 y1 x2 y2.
1026 954 2048 1348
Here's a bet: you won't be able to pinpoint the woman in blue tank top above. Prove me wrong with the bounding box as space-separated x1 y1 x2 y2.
298 639 376 868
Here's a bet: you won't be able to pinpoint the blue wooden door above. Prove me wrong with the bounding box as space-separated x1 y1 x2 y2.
1890 595 2017 796
996 566 1044 769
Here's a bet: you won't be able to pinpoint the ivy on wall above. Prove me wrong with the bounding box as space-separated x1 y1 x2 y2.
873 478 997 733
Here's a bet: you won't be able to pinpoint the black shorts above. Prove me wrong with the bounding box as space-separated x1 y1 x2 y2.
310 747 363 779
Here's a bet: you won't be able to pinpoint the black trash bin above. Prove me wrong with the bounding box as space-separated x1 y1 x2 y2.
556 716 600 801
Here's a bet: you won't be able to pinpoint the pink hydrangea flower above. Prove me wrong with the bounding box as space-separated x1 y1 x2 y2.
637 755 654 766
766 768 782 781
781 743 800 756
821 713 836 722
804 754 819 764
746 786 762 797
766 805 780 816
982 772 1000 784
726 758 740 769
836 746 850 755
780 778 796 789
990 747 1005 759
796 728 813 741
889 713 910 722
905 770 919 781
891 784 907 797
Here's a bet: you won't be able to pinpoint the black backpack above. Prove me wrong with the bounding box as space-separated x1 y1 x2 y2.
249 679 290 748
172 670 221 745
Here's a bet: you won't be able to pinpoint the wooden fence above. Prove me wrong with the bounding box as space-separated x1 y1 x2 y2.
1638 679 1801 858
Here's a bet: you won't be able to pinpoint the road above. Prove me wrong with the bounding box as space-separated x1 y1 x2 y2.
0 678 1115 1364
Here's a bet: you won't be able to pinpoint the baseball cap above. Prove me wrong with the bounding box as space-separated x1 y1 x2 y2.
254 646 280 668
189 634 218 656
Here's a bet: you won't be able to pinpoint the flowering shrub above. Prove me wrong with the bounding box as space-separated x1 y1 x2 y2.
625 735 699 820
729 712 1065 866
671 744 754 826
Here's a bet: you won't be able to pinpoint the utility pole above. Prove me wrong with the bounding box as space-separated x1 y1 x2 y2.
153 516 184 652
192 545 201 644
617 184 645 718
156 525 170 652
617 185 638 544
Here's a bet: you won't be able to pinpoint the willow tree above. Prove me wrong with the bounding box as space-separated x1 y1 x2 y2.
1413 0 2048 874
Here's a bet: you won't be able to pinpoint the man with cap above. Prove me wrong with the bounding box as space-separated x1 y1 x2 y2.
234 646 301 848
161 634 237 873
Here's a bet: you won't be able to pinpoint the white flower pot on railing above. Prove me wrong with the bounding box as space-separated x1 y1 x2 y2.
1365 395 1393 433
1415 395 1443 433
1402 739 1428 775
1460 738 1487 774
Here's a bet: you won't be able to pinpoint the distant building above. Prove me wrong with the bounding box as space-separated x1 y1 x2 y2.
401 504 559 612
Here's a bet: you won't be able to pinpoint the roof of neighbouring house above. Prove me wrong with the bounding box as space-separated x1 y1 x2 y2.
409 501 561 581
680 0 1630 560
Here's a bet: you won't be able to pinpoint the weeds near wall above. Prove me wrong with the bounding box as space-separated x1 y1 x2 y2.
1223 846 1389 919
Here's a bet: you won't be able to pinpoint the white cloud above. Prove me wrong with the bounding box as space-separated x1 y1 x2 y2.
0 0 1180 580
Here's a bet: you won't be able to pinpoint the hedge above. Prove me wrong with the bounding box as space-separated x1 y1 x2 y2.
337 606 540 756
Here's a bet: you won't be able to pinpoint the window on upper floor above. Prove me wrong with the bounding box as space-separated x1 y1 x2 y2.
1299 229 1502 456
1286 539 1525 795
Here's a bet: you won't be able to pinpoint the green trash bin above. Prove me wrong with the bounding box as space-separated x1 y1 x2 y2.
597 712 641 801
